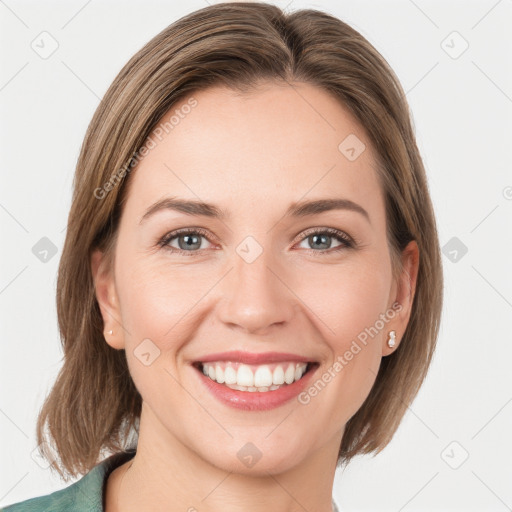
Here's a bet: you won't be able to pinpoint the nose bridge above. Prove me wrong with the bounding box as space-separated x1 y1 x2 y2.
217 234 296 333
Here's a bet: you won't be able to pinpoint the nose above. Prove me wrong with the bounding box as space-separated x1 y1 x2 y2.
217 245 297 335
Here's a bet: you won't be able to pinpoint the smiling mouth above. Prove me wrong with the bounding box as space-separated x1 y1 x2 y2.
192 361 319 392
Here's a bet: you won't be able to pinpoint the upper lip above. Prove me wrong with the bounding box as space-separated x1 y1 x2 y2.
194 350 315 365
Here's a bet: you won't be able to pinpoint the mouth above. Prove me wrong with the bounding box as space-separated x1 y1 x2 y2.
190 350 320 410
192 360 319 392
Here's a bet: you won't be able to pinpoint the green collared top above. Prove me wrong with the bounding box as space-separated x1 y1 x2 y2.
1 450 340 511
0 450 136 512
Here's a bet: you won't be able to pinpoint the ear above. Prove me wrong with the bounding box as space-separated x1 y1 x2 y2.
383 240 420 356
91 248 125 350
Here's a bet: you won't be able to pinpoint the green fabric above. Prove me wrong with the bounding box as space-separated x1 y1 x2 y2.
0 450 136 512
1 449 340 511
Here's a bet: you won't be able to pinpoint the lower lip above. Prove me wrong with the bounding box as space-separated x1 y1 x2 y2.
193 363 319 411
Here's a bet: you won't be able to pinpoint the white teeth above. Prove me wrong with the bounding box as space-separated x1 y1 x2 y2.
200 361 309 391
284 364 295 384
272 366 285 385
254 366 273 387
215 364 224 384
224 366 237 385
237 364 254 387
221 383 284 392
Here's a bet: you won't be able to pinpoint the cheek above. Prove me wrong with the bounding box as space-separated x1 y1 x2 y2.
116 254 213 339
292 255 392 349
117 244 392 350
116 259 196 410
291 258 391 420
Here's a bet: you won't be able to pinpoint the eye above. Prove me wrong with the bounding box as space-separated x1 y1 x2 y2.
158 228 215 255
157 227 355 256
294 227 354 255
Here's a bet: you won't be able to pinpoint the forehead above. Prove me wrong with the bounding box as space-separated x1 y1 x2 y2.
123 82 384 224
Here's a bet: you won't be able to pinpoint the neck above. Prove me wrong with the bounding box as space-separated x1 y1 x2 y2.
107 402 342 512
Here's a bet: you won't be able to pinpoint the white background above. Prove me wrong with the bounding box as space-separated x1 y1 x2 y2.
1 0 511 510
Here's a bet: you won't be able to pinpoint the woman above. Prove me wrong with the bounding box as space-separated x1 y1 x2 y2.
2 2 443 511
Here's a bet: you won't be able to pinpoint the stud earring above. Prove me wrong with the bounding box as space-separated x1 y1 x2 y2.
108 330 113 335
387 330 396 348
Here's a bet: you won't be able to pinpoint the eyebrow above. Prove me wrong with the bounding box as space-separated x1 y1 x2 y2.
139 196 370 224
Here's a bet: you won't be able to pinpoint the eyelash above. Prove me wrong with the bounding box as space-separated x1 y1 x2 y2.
157 227 356 257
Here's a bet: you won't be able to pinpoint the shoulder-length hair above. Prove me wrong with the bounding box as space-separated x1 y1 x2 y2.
36 1 443 479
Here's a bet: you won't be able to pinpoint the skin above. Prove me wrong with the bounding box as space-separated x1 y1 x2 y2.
91 81 419 512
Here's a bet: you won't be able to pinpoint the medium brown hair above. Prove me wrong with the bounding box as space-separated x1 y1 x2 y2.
36 1 443 479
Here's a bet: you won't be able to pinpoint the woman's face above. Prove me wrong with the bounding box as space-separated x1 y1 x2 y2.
92 81 418 474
